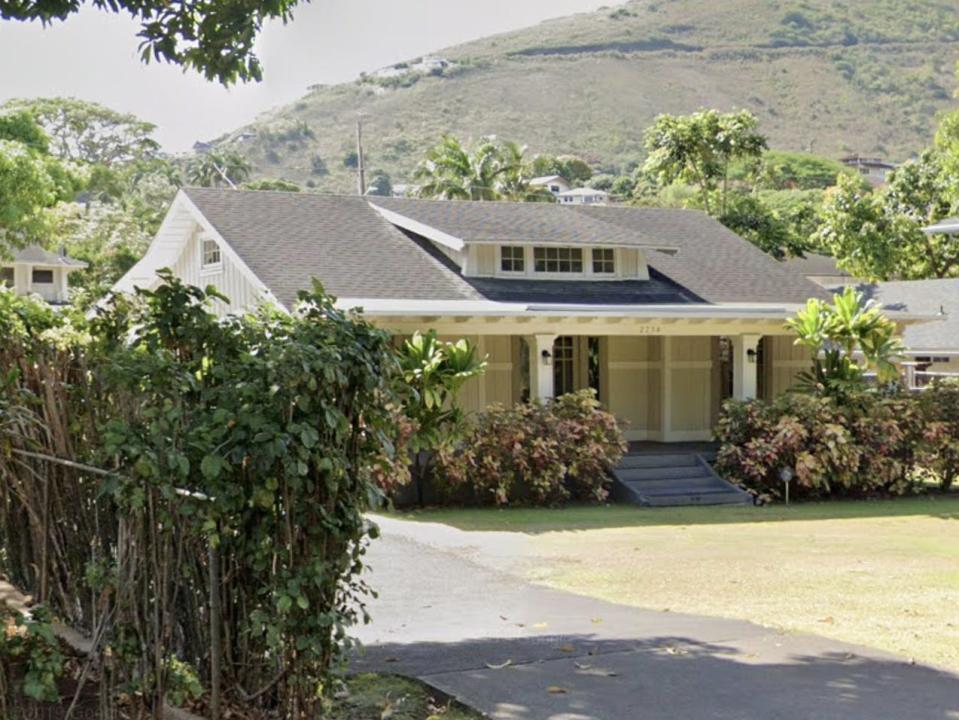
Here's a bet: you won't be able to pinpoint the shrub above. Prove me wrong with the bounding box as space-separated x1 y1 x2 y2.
715 390 925 501
917 379 959 490
435 390 626 506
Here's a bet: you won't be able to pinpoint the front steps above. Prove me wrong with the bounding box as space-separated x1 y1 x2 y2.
611 451 753 507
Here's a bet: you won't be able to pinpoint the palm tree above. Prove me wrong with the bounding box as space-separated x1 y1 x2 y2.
186 150 252 188
413 135 554 202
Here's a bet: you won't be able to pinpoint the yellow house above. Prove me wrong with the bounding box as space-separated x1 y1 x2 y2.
115 187 830 443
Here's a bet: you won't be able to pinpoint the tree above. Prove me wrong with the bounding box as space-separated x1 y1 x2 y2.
186 150 251 188
241 178 301 192
0 0 304 84
0 111 80 252
642 109 767 215
751 150 857 191
788 286 903 399
413 135 551 202
365 169 393 197
531 153 593 185
817 154 959 280
1 97 159 166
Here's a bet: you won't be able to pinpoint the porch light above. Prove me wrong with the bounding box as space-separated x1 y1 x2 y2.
541 349 552 365
746 348 757 363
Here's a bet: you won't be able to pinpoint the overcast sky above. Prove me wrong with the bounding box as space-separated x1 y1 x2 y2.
0 0 621 152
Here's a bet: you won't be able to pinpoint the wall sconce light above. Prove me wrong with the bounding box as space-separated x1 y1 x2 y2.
746 348 757 364
541 349 552 365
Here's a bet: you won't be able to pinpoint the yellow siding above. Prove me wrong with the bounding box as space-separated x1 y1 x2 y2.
439 334 515 415
765 335 812 397
668 336 713 438
605 336 663 439
473 246 497 276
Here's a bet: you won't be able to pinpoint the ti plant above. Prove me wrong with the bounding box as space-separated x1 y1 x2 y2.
787 285 903 399
397 331 487 492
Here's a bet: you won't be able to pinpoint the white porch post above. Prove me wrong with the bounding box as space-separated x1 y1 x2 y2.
528 334 557 402
732 334 761 400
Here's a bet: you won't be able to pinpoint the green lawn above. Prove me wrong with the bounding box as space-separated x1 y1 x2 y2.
333 674 482 719
401 496 959 670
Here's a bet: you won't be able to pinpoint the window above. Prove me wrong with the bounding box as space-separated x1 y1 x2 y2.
0 267 13 287
201 237 222 268
592 248 615 274
32 269 54 284
500 245 525 273
534 247 583 273
553 336 575 397
549 185 560 193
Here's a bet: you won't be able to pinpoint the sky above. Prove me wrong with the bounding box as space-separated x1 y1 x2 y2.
0 0 622 153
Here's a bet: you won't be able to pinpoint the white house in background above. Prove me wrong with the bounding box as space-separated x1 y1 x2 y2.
110 188 934 443
840 155 897 187
557 188 609 206
0 245 87 304
530 175 571 196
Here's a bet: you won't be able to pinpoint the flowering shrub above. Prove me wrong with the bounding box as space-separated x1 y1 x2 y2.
715 391 928 501
435 390 627 506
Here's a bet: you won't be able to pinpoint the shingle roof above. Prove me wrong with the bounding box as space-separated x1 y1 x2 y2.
183 188 481 307
182 188 826 310
850 280 959 352
7 244 87 268
574 205 829 305
780 253 852 279
368 196 664 248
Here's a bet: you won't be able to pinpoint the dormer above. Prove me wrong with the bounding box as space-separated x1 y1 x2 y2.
0 245 88 304
368 199 677 283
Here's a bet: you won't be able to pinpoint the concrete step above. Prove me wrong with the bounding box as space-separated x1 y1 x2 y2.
643 492 752 507
623 476 719 491
617 453 701 470
618 465 711 482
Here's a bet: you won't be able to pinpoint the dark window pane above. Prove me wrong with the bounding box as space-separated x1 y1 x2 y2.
32 269 54 284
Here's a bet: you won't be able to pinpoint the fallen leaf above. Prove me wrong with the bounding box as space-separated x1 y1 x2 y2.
532 622 549 630
556 643 576 653
574 662 592 670
547 686 569 695
818 616 835 624
590 617 603 624
383 656 399 663
484 659 512 670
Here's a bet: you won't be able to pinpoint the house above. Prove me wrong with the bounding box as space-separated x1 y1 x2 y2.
847 280 959 389
530 175 572 196
1 245 87 304
839 155 897 187
117 187 904 442
780 253 858 287
557 187 609 205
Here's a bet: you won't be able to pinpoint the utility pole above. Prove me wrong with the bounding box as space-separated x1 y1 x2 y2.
356 115 366 196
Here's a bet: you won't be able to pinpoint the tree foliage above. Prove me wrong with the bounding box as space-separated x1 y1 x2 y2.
530 153 593 185
0 275 405 715
642 109 767 215
0 0 304 85
186 149 252 188
413 135 553 202
787 285 903 399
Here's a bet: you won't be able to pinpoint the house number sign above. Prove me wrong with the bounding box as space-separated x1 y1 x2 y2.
635 325 663 335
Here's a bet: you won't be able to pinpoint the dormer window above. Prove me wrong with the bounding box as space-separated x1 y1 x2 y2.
592 248 615 274
201 236 222 269
500 245 525 273
534 247 583 273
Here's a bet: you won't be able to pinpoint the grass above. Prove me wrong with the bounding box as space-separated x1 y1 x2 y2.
332 674 483 720
401 496 959 670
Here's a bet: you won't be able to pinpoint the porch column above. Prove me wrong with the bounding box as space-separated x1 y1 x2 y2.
528 334 557 402
732 334 761 400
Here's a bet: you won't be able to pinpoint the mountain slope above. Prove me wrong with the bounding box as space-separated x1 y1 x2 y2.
213 0 959 193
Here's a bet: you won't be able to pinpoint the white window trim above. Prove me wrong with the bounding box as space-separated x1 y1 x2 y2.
200 235 223 275
491 245 624 280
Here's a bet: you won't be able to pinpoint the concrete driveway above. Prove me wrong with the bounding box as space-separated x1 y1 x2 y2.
352 516 959 720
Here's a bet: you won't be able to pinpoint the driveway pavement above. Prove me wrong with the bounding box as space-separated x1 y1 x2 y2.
352 516 959 720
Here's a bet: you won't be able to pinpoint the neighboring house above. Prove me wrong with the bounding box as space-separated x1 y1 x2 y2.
780 253 858 287
840 155 897 187
117 188 895 442
1 245 87 304
530 175 572 197
557 187 609 205
840 280 959 389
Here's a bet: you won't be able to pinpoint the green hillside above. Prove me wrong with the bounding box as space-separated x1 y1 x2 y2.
212 0 959 193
